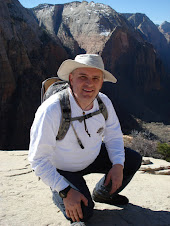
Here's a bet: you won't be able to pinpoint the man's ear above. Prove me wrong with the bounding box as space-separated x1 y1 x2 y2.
69 73 72 85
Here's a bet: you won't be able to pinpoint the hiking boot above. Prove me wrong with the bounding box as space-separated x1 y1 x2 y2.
70 222 86 226
92 188 129 206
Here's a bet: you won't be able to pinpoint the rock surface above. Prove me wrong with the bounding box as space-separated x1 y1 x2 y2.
0 0 68 149
140 157 170 175
159 21 170 44
123 13 170 73
1 151 170 226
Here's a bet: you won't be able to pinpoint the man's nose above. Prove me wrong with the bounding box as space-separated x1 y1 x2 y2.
86 78 93 86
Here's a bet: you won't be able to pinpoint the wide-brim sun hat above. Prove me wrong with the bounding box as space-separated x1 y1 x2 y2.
57 54 117 83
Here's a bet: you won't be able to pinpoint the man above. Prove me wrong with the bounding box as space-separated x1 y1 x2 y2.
29 54 142 225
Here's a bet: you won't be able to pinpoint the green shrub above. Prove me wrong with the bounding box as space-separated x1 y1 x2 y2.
157 143 170 162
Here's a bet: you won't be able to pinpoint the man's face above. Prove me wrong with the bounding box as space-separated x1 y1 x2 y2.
69 67 103 110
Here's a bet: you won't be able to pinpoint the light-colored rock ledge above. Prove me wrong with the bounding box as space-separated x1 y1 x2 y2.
1 151 170 226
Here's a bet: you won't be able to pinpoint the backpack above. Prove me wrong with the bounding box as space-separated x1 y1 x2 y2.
41 77 108 149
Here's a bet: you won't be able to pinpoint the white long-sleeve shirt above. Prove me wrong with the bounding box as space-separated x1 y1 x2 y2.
28 88 125 192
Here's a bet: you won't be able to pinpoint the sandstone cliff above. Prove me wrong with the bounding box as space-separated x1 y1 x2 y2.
32 2 169 128
0 0 68 149
123 13 170 74
0 0 170 149
159 21 170 44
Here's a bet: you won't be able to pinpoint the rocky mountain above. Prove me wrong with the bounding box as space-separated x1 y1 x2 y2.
122 13 170 74
159 21 170 44
31 2 170 124
0 0 68 149
32 2 143 55
0 0 170 149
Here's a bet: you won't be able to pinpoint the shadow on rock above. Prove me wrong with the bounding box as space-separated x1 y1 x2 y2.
87 203 170 226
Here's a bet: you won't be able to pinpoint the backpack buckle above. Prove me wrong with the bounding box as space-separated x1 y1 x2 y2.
65 118 70 122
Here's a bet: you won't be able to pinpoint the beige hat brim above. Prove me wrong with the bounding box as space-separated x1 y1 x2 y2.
57 59 117 83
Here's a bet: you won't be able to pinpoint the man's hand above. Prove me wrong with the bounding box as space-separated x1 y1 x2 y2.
63 188 88 222
104 164 123 195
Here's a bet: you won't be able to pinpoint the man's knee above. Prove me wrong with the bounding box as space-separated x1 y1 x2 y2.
52 189 94 222
124 147 142 173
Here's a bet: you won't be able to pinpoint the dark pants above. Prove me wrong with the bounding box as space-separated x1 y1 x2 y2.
52 145 142 222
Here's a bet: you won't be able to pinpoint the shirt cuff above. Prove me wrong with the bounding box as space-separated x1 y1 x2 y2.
53 176 70 192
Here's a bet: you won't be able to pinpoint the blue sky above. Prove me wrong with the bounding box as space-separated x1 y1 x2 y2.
18 0 170 25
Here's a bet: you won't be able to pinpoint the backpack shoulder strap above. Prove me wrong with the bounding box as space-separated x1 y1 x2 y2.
97 95 108 121
56 88 71 140
56 92 108 141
